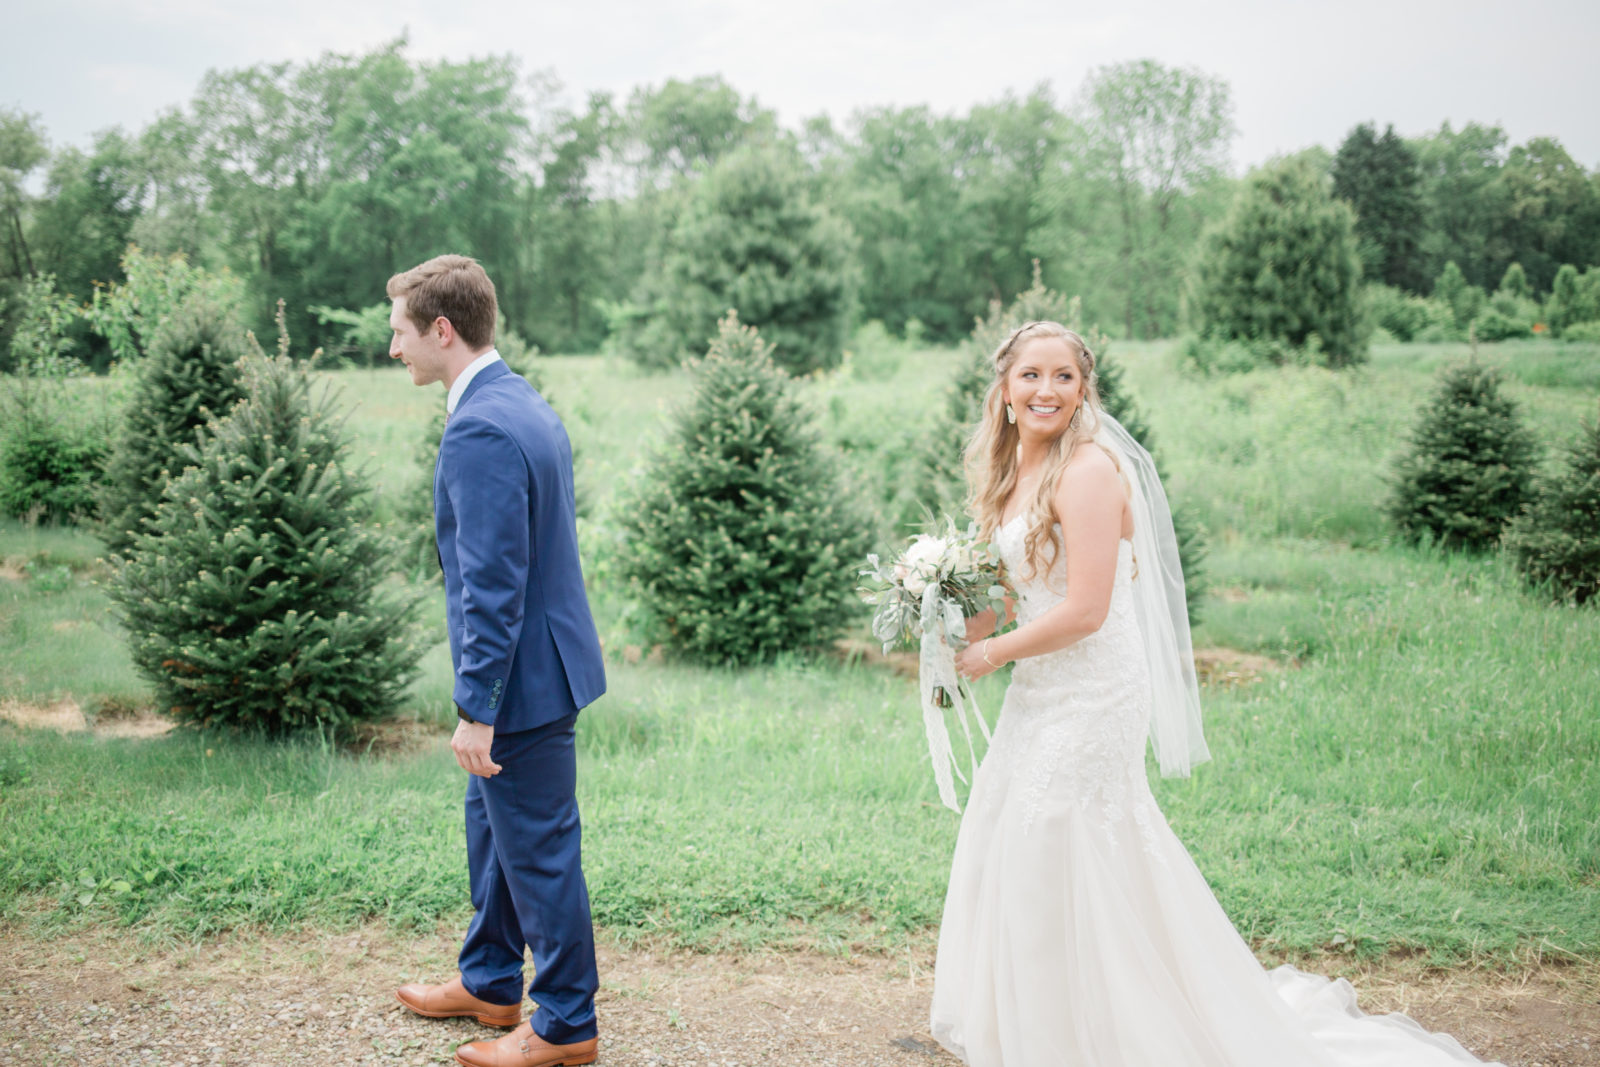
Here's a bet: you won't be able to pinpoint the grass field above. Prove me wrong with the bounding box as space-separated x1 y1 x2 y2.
0 337 1596 966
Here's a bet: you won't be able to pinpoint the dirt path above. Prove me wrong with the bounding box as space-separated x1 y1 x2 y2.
1 926 1596 1066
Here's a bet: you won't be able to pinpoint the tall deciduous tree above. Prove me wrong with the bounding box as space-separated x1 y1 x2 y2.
1331 122 1426 292
1499 137 1600 292
1190 156 1367 365
1078 60 1234 339
1413 122 1512 289
0 108 47 281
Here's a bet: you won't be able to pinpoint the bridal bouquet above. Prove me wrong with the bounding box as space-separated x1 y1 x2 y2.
859 519 1006 657
860 518 1006 812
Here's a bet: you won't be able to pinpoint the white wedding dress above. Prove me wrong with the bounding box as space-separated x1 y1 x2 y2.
930 515 1499 1067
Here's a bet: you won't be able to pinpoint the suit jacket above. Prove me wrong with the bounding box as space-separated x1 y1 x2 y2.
434 361 605 732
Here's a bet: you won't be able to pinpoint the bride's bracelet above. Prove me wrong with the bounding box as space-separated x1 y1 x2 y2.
981 639 999 668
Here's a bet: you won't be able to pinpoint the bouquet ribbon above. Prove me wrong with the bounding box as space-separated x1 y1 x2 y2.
918 582 991 812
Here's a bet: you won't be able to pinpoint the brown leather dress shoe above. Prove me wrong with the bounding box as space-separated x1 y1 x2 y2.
454 1021 599 1067
395 975 521 1028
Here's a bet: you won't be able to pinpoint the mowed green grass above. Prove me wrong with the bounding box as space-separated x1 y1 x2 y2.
0 338 1595 964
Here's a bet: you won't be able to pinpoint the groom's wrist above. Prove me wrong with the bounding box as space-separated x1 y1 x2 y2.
456 704 480 725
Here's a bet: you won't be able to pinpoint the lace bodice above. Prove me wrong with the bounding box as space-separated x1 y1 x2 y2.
974 515 1159 840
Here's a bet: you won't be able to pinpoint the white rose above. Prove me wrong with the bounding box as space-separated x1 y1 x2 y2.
900 535 946 596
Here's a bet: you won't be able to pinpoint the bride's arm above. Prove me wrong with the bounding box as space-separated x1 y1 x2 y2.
955 451 1123 678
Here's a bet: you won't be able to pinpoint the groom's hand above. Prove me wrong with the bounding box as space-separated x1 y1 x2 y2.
451 719 502 777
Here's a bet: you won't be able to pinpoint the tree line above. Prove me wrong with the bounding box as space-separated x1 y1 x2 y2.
2 40 1599 371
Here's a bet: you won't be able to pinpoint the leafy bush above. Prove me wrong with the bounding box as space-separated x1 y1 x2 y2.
1389 362 1541 550
84 249 247 366
1505 413 1600 604
1188 156 1367 366
1364 283 1456 343
1471 310 1532 342
615 313 871 665
617 143 859 374
97 292 251 556
1545 264 1600 337
108 342 424 732
1560 321 1600 343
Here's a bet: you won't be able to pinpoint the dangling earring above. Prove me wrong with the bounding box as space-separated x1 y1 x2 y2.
1069 406 1082 431
1005 404 1016 425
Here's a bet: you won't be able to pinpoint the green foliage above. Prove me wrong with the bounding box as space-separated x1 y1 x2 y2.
615 313 870 664
1505 412 1600 604
84 248 247 366
98 291 250 556
1389 362 1540 550
107 342 424 732
1432 260 1486 330
1470 309 1531 342
1496 262 1531 301
1544 264 1600 336
1363 283 1456 343
309 302 391 363
1331 122 1425 292
621 143 859 374
1079 61 1235 340
1561 321 1600 343
0 412 105 523
1190 156 1368 366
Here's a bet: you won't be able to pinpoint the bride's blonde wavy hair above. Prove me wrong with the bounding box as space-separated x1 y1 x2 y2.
964 321 1106 582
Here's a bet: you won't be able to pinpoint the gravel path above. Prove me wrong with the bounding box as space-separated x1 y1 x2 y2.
1 926 1595 1066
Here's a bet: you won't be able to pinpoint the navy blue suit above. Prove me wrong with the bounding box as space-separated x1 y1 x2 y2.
434 359 605 1043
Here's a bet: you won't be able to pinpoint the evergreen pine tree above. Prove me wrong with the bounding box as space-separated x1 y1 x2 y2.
918 266 1207 620
616 312 870 665
1389 362 1541 550
1190 156 1368 366
98 292 250 555
108 338 424 731
1330 122 1426 292
1505 408 1600 604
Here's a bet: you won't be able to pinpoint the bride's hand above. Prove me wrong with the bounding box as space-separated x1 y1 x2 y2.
964 608 998 645
956 638 1003 681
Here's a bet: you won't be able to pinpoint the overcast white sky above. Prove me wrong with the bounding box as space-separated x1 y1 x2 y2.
9 0 1600 171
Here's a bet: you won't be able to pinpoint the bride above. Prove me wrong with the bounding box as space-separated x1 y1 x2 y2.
933 321 1499 1066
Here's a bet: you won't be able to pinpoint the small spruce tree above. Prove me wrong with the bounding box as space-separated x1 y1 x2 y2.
109 335 424 731
1505 409 1600 604
616 312 870 665
1389 362 1540 550
98 292 250 555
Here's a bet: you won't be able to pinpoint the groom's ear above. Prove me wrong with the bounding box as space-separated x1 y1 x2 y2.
433 317 457 345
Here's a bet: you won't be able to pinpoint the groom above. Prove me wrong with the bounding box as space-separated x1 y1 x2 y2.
387 255 607 1067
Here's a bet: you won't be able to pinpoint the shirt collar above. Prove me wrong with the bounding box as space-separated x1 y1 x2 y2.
446 349 502 415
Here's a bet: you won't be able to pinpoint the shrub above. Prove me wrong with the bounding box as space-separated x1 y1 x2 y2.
1433 261 1486 330
615 312 871 665
617 143 859 374
108 342 424 732
1471 310 1532 342
84 248 248 366
1188 155 1368 366
1389 362 1541 550
1364 283 1455 343
0 415 105 523
1545 264 1600 337
1560 321 1600 343
1505 412 1600 604
97 292 251 556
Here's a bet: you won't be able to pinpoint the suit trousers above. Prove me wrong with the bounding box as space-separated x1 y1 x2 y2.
458 715 598 1043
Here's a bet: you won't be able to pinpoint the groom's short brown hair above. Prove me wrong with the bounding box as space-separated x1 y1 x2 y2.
386 255 498 350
